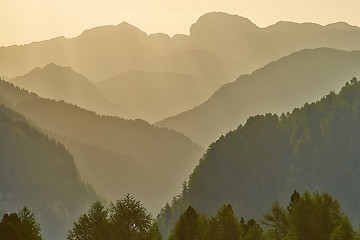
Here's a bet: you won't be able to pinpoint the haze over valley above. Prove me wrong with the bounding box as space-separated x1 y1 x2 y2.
2 3 360 239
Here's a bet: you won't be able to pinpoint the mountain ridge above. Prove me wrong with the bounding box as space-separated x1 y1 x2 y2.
10 63 128 117
3 12 360 122
95 70 216 122
156 48 360 146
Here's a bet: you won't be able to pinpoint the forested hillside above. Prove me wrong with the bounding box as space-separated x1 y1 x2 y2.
158 77 360 237
0 104 98 240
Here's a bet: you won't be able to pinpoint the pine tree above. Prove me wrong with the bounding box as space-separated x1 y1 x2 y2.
147 222 163 240
0 207 42 240
207 204 240 240
18 206 42 240
262 201 287 240
109 193 152 240
168 206 203 240
67 201 109 240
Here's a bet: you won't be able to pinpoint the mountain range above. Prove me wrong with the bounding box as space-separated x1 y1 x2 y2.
3 11 360 239
2 12 360 122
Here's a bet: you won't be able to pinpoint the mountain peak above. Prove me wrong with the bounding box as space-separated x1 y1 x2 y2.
13 63 86 85
325 22 359 30
79 22 147 39
265 20 358 33
43 62 63 69
118 21 135 28
190 12 259 36
36 63 74 75
264 21 322 33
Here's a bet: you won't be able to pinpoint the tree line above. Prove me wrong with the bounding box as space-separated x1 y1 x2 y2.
1 190 358 240
169 190 357 240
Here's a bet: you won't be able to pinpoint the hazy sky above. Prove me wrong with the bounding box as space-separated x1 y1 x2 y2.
1 0 360 47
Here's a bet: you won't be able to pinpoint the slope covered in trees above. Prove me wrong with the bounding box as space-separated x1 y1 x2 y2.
0 79 204 213
158 77 360 236
157 48 360 146
0 104 98 240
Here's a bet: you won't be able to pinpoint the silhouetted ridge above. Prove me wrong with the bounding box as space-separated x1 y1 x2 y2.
3 12 360 121
79 22 147 40
264 21 323 33
11 63 125 117
325 22 359 30
191 12 259 35
156 48 360 146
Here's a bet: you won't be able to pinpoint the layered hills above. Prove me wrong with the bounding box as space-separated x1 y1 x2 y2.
2 12 360 121
0 79 204 213
2 12 360 83
157 48 360 146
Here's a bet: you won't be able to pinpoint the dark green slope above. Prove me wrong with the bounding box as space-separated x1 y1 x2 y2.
0 105 98 240
158 78 360 237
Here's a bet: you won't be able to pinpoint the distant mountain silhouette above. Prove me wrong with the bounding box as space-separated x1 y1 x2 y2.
0 21 227 84
11 63 127 116
3 12 360 83
156 48 360 146
96 71 216 122
189 12 360 79
0 79 204 213
2 12 360 121
0 104 98 240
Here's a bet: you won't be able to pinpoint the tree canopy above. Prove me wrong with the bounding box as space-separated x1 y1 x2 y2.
68 194 162 240
0 207 42 240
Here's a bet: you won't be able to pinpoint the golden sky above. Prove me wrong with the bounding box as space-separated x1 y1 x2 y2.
1 0 360 47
